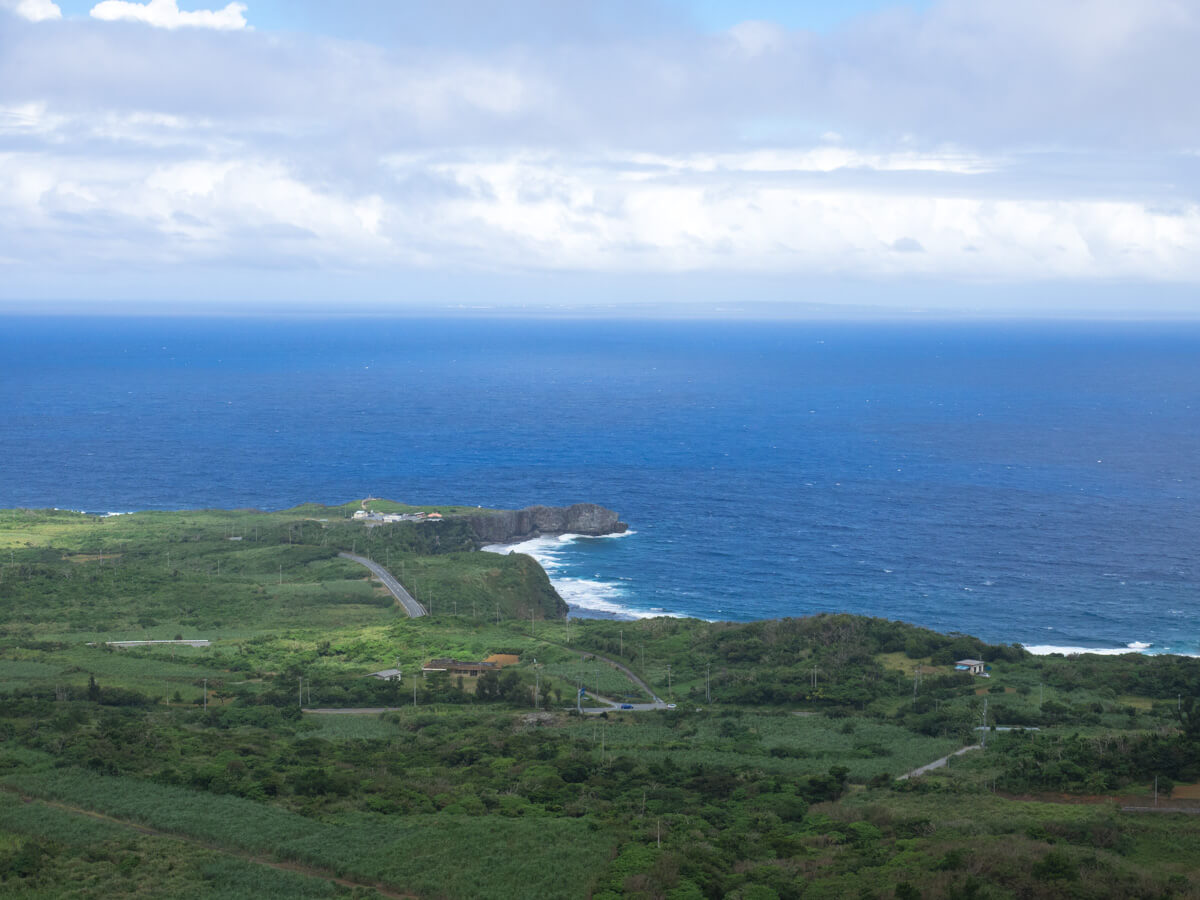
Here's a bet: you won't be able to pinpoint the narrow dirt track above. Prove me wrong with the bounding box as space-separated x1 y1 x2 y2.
897 744 981 780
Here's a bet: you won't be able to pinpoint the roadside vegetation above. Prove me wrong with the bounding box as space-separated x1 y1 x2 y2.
0 505 1197 898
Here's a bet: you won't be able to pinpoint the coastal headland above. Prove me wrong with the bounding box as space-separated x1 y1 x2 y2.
465 502 628 544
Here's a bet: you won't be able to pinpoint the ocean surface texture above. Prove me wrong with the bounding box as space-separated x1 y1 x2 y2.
2 316 1197 655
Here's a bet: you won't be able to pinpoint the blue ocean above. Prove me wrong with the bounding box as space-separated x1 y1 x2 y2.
2 316 1198 655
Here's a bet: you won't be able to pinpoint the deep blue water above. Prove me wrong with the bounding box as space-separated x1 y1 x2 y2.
2 316 1198 654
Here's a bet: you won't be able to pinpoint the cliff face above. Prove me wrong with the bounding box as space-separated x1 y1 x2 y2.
467 503 627 545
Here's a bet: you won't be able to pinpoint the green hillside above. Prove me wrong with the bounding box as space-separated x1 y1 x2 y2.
0 505 1197 899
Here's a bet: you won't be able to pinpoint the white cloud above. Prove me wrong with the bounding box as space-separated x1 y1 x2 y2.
0 102 64 135
726 20 788 57
4 0 62 22
89 0 247 30
624 147 1000 177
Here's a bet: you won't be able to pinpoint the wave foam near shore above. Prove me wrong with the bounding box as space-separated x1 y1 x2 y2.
482 531 665 620
1024 641 1198 657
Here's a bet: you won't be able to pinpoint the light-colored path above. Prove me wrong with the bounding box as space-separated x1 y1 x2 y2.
338 552 426 617
898 744 982 780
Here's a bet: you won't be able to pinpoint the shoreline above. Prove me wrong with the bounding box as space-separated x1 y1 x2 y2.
482 532 1198 657
14 506 1198 659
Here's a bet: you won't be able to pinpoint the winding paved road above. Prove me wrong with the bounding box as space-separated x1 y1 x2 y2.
550 644 668 713
338 552 427 617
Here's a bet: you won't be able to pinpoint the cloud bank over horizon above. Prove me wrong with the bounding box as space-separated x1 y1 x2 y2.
2 0 1199 313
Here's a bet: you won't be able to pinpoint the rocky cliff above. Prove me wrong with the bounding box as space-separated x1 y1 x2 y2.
466 503 627 545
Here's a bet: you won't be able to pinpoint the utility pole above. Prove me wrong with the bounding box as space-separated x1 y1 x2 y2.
705 664 711 704
620 629 623 657
666 665 672 699
534 659 540 709
981 697 988 748
278 564 282 585
203 678 207 711
298 676 302 709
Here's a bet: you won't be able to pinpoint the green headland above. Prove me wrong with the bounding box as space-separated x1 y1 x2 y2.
0 503 1196 899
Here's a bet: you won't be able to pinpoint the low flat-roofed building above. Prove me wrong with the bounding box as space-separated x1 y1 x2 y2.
955 659 987 675
367 668 403 682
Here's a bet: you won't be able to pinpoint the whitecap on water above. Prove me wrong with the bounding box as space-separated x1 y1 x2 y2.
1024 644 1142 656
1022 642 1190 656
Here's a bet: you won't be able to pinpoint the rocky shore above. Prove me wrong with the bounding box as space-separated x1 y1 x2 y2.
466 503 627 545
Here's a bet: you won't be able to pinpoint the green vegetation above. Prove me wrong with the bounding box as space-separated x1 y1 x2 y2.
0 504 562 635
0 505 1197 898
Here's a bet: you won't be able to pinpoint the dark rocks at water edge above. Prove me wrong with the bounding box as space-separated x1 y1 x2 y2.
467 503 627 544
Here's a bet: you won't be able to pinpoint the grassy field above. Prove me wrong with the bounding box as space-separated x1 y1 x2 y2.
0 792 363 900
560 711 961 780
5 769 610 900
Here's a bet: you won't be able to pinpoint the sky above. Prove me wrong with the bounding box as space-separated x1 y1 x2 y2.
1 0 1199 316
